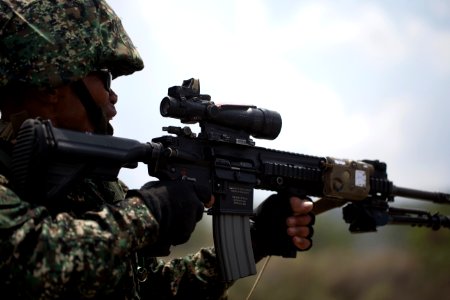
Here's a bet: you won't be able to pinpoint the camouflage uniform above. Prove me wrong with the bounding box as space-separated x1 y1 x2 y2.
0 0 230 298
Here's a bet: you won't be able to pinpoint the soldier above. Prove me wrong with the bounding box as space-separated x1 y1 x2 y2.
0 0 314 299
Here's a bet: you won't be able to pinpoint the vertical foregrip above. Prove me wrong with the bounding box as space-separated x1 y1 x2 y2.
212 214 256 282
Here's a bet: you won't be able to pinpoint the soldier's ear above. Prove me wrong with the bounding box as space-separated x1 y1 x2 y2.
39 85 76 107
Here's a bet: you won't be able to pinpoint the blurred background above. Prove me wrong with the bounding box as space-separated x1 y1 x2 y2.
108 1 450 299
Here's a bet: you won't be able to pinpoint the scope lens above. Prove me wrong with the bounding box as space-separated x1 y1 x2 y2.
160 97 171 116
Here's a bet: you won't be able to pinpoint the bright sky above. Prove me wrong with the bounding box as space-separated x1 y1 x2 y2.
108 0 450 204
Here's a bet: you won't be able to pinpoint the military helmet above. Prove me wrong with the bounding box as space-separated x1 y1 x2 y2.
0 0 144 89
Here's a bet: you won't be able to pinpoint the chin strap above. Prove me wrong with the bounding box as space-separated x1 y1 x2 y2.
72 80 113 135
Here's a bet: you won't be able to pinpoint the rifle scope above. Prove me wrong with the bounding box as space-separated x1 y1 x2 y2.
160 96 282 140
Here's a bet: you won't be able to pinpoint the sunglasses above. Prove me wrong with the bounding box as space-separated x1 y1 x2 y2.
97 69 112 92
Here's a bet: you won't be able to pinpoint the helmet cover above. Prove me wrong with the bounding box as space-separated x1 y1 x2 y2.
0 0 144 89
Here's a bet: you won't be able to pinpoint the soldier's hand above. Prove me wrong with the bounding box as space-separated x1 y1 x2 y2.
128 180 209 248
251 194 315 261
287 197 314 250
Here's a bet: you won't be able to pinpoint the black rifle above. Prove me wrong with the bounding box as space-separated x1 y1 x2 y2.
11 79 450 282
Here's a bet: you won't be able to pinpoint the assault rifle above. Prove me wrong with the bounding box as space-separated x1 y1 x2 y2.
11 79 450 282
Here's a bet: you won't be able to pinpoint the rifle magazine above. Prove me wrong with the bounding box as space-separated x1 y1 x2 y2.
213 214 256 282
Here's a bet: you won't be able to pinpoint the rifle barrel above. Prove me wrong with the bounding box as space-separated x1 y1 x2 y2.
392 186 450 204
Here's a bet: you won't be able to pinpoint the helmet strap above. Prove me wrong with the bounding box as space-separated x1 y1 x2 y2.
72 80 113 135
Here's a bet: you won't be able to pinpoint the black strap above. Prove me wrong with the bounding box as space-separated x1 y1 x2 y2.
72 80 112 135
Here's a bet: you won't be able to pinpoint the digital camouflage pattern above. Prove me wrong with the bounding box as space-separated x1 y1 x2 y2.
0 123 229 298
0 0 144 89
